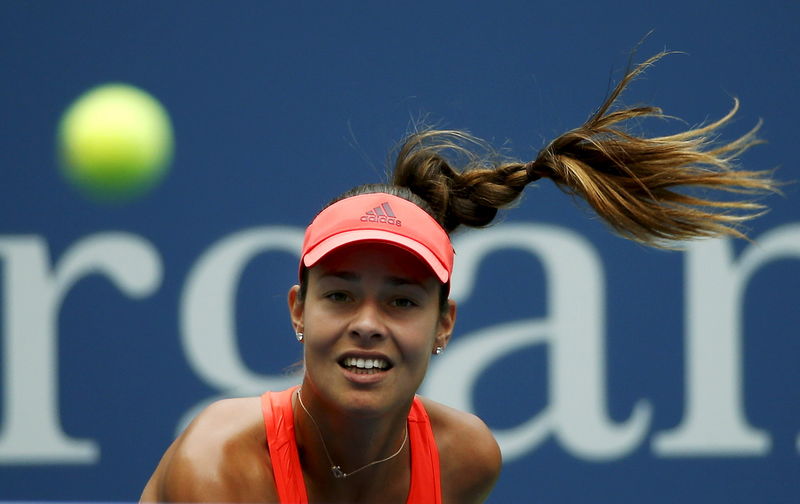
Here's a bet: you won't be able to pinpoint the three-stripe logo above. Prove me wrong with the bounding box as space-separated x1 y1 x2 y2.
360 202 402 226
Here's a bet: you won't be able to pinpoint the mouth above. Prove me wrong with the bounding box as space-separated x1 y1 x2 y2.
338 355 393 375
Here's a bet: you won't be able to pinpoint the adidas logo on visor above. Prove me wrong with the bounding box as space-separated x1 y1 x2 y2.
361 202 402 227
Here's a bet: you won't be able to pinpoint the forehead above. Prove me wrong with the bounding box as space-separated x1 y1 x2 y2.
310 242 439 284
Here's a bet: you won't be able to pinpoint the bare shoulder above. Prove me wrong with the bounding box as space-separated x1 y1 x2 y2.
140 397 276 503
419 397 502 504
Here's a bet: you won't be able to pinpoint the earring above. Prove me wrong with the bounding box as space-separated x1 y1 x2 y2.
434 346 443 355
296 332 304 342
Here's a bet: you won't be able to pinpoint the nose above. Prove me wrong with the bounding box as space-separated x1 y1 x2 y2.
348 299 387 341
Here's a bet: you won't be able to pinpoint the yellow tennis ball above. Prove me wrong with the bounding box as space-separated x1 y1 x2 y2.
58 83 174 202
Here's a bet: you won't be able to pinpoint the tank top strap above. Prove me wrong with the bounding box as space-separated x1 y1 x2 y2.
261 386 307 504
261 389 441 504
406 396 443 504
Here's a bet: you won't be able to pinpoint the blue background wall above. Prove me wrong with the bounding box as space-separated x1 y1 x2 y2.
1 1 798 502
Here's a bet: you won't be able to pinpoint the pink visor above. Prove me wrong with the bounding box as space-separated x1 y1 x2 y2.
300 193 454 283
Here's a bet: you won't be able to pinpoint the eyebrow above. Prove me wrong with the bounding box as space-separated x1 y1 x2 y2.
320 271 359 282
386 275 422 287
320 271 424 288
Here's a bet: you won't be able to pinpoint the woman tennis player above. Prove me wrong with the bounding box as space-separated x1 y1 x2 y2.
140 53 775 503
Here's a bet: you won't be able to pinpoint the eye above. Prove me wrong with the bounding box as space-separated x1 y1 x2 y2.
325 291 351 303
390 297 418 309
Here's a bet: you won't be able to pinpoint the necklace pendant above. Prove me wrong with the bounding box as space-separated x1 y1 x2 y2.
331 465 346 479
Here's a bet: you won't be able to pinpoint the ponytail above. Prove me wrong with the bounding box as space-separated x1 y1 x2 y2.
392 130 530 233
392 52 777 246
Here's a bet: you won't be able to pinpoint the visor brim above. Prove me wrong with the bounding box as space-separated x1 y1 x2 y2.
302 229 450 283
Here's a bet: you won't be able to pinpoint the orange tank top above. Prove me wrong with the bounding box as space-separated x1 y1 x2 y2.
260 386 442 504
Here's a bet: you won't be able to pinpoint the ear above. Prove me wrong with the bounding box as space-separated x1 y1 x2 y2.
434 299 457 350
288 285 304 334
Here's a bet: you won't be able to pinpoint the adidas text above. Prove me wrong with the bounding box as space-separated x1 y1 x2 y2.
361 215 402 226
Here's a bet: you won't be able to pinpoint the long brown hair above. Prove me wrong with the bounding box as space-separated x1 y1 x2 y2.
390 52 777 247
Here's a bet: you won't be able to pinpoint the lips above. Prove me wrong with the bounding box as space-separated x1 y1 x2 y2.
338 353 393 375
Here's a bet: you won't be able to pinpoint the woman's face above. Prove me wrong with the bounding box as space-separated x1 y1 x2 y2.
289 242 455 416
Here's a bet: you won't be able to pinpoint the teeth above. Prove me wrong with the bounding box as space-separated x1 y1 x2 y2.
343 357 388 369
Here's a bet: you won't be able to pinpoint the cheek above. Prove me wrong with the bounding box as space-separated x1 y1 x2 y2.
301 302 342 337
402 317 440 356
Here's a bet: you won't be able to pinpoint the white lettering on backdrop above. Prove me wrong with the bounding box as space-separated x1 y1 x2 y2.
653 224 800 456
422 224 652 462
0 224 797 464
177 227 304 432
0 234 162 464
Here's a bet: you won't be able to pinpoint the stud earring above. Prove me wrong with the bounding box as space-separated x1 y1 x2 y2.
296 332 304 342
434 346 443 355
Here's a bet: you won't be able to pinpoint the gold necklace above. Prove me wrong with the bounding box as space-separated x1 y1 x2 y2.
295 387 408 479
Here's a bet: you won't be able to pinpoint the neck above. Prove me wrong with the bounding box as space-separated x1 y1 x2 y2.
293 385 410 483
